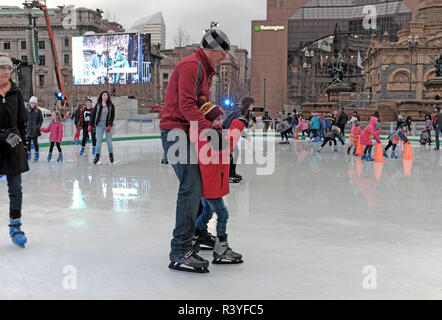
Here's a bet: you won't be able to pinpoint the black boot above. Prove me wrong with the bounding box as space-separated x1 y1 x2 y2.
347 147 351 155
109 153 114 163
94 154 100 165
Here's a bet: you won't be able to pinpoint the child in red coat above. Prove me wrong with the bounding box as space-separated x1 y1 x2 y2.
41 111 64 162
194 101 248 264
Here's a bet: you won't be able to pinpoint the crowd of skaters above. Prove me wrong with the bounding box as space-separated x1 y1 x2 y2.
26 91 116 165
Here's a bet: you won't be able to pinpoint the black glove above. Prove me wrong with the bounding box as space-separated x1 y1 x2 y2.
5 133 22 148
207 129 228 152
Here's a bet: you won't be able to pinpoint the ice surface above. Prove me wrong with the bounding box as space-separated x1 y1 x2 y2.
1 138 442 299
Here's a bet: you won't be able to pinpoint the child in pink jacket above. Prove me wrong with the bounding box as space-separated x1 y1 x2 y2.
41 111 64 162
347 120 361 155
359 116 381 161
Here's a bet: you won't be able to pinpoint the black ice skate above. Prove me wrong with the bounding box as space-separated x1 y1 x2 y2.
212 235 243 265
193 228 216 251
169 249 210 273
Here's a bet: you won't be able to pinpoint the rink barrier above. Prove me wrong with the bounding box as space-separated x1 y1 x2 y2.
33 133 422 148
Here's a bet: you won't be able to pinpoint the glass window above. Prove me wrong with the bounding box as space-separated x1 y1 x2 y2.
65 38 70 47
39 74 45 87
21 41 26 50
39 55 45 66
3 41 10 50
39 41 45 50
64 54 69 64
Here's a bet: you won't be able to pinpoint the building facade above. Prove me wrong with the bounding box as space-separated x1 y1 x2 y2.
130 12 166 49
363 0 442 114
251 0 419 116
0 5 164 110
0 5 123 106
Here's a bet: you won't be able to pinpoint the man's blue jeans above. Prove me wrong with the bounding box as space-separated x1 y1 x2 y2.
161 129 202 260
196 198 229 237
436 128 441 149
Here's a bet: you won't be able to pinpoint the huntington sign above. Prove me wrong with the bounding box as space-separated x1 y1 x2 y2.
254 25 285 32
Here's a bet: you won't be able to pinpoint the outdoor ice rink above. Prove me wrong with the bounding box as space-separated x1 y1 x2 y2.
1 136 442 300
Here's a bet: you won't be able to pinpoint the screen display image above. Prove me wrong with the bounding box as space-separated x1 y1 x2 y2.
72 33 151 85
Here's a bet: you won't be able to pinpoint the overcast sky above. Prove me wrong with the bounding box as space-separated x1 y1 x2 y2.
5 0 266 54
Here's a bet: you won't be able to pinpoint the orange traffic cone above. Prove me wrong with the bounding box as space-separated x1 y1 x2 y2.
355 138 364 156
373 143 385 163
374 162 383 181
403 160 413 177
355 157 363 178
402 142 414 160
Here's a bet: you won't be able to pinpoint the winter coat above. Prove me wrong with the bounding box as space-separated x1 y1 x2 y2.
360 116 381 146
79 106 95 128
336 111 348 128
198 119 245 199
91 102 115 128
319 117 325 130
349 125 361 143
0 80 29 175
160 48 214 135
388 128 408 144
310 117 320 130
297 117 309 131
325 116 334 129
41 121 63 143
435 112 442 129
223 107 243 130
326 128 344 144
26 107 43 138
73 107 81 126
423 119 432 132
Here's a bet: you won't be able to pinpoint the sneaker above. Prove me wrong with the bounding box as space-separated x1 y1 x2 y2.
161 158 169 165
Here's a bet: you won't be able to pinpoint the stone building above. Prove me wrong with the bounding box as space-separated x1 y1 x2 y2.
159 44 250 106
251 0 419 117
130 12 166 49
0 5 164 111
0 5 123 107
363 0 442 120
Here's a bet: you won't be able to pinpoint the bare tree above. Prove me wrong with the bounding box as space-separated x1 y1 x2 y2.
174 25 192 48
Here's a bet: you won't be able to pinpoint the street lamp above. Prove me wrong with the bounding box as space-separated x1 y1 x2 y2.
408 34 419 98
303 50 315 102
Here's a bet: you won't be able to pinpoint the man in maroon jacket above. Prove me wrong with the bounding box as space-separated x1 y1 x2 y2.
160 29 231 273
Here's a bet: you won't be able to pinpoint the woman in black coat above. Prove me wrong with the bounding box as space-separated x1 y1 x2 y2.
0 54 29 248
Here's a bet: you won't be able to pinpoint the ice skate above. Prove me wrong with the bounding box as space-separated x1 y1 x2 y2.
366 154 374 161
229 177 240 184
34 151 39 162
57 152 63 162
79 146 85 156
391 151 398 159
334 147 338 153
9 218 27 248
161 158 169 165
169 249 210 273
383 151 388 158
109 153 114 164
47 152 52 162
92 146 96 156
361 154 366 160
94 154 100 165
193 228 216 251
212 235 243 265
28 152 31 162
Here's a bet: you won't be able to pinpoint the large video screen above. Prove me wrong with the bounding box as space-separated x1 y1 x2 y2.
72 33 151 85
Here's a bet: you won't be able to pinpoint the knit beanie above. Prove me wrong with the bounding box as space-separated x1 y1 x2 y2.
200 29 230 51
29 96 38 105
200 102 224 122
